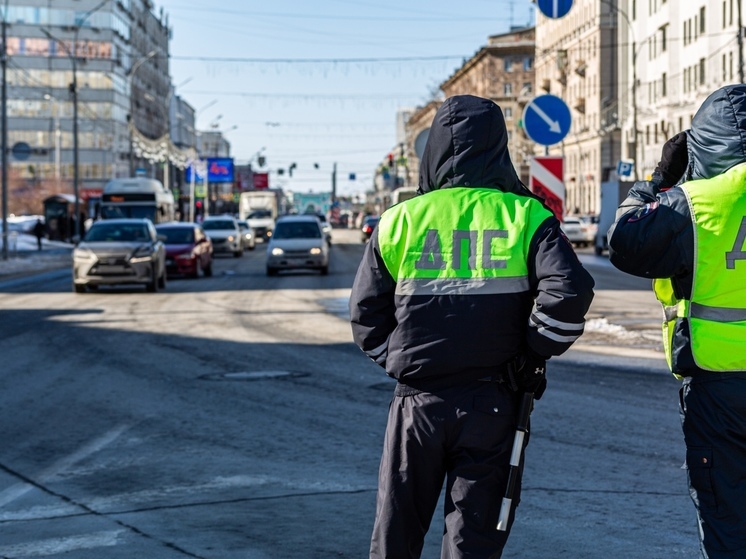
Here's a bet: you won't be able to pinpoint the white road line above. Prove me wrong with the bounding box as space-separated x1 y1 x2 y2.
0 530 125 557
0 424 130 508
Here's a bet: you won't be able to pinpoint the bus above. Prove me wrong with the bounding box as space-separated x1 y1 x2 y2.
99 178 175 224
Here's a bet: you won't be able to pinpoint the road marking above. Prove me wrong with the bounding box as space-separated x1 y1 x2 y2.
0 530 125 557
0 424 130 508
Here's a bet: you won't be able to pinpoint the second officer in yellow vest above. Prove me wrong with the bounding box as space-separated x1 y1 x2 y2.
608 84 746 558
350 95 595 559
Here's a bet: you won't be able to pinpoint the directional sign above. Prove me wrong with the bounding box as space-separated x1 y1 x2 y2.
537 0 573 19
530 156 565 220
523 94 572 146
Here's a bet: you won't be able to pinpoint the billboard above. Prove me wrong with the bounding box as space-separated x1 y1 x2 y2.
186 158 235 183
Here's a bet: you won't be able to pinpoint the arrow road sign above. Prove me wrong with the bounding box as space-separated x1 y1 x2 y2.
537 0 574 19
523 95 572 146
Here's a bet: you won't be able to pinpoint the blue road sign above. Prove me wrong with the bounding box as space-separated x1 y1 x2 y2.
11 142 31 161
522 95 572 146
536 0 573 19
617 160 634 177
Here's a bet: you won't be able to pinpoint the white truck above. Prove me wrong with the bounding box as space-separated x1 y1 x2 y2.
594 180 635 255
239 190 282 240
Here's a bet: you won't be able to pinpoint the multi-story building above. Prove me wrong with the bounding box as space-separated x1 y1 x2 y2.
618 0 743 180
534 0 621 216
3 0 171 207
399 26 536 194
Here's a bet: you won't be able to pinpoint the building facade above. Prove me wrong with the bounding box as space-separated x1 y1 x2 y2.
534 0 621 216
3 0 171 204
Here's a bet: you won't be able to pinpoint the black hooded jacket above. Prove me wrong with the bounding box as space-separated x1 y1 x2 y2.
349 95 595 390
608 84 746 374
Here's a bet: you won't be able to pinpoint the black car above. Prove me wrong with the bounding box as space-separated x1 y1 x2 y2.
361 216 380 242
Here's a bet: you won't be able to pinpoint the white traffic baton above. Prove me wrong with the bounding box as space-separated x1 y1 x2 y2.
496 391 534 531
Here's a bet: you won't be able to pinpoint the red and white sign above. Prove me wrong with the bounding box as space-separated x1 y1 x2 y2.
529 156 564 220
253 173 269 189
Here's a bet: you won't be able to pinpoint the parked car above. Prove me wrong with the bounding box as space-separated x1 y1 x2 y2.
561 216 595 247
310 212 333 245
361 215 380 242
72 218 166 293
155 222 213 278
266 214 330 276
236 220 257 251
201 215 243 257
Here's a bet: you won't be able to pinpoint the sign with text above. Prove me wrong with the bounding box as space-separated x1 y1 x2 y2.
186 158 235 183
253 173 269 189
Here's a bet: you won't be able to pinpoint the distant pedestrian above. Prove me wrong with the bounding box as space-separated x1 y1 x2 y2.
32 219 45 251
608 84 746 558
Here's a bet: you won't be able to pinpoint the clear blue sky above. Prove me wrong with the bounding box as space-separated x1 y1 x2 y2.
155 0 535 196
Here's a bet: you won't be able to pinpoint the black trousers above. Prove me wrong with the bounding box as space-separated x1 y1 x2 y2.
370 380 523 559
680 375 746 558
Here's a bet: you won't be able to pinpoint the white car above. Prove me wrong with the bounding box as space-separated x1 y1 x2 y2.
202 215 243 257
561 216 592 247
266 214 330 276
237 220 257 251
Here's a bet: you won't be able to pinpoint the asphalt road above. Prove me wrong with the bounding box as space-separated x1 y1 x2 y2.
0 229 700 558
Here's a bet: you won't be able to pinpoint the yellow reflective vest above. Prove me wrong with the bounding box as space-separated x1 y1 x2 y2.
654 163 746 374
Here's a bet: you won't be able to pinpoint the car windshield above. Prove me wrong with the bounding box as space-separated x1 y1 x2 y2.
202 220 235 230
157 227 194 244
273 221 321 239
248 210 271 219
85 223 150 242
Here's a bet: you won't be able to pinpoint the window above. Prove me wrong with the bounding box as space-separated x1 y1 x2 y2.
504 59 513 72
632 0 636 19
523 57 533 71
662 73 667 96
700 58 706 85
700 7 706 33
504 83 513 95
660 24 668 52
723 1 727 28
504 107 513 120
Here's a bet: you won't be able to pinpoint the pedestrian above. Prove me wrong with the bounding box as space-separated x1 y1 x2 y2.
349 95 595 559
607 84 746 558
32 218 45 251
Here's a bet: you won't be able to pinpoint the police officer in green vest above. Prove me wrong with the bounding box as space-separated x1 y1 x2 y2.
608 84 746 558
350 95 595 559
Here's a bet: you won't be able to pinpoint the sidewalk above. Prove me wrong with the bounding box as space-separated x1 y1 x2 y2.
0 234 73 280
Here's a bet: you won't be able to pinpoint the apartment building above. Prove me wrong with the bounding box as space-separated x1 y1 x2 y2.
534 0 621 216
619 0 743 180
3 0 172 202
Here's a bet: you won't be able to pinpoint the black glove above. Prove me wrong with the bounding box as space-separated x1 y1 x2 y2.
507 350 548 400
653 132 688 191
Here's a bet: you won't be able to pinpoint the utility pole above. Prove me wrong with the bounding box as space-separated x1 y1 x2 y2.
331 162 337 204
1 2 8 260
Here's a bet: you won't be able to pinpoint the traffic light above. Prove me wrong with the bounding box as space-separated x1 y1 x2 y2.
388 153 394 167
289 162 297 177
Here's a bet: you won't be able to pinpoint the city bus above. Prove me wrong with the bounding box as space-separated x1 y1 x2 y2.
99 178 175 224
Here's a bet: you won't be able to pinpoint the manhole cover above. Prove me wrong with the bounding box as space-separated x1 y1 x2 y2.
200 371 308 381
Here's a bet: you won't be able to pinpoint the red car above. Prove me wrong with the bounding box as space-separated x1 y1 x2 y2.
155 222 214 278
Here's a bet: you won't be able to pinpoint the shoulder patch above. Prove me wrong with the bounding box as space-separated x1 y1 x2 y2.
627 201 659 222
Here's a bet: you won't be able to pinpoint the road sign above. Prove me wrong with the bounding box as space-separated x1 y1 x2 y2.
11 142 31 161
536 0 573 19
523 95 572 146
617 160 635 177
530 156 565 220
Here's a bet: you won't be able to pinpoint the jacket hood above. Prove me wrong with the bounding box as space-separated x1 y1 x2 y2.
686 84 746 180
418 95 524 195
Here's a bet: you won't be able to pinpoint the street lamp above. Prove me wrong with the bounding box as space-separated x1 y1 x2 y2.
40 0 108 241
127 49 158 176
599 0 639 181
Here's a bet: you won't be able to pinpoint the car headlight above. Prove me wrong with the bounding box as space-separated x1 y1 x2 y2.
130 245 154 263
227 235 235 242
271 247 284 256
309 247 322 255
73 248 96 261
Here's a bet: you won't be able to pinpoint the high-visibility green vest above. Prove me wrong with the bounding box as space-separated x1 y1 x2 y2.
376 187 553 296
653 162 746 374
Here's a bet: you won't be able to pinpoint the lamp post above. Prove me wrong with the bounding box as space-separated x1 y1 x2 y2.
1 0 9 260
127 49 158 176
600 0 639 181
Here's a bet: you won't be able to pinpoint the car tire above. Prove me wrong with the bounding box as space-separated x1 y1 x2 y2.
320 265 329 276
158 267 167 289
234 249 243 258
249 242 256 251
266 266 278 276
146 269 158 292
74 284 86 293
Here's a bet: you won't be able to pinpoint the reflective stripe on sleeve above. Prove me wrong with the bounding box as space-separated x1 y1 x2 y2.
531 309 585 331
529 318 583 343
396 276 529 296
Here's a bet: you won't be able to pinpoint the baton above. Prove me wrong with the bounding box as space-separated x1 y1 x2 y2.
496 391 534 531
